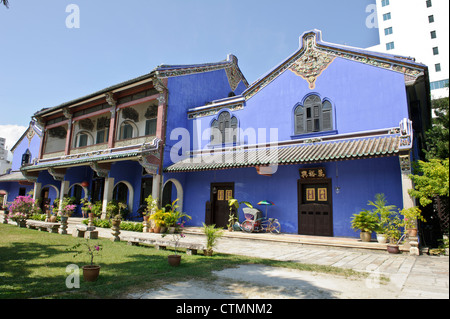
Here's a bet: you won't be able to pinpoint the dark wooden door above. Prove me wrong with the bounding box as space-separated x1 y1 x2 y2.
298 179 333 236
211 183 234 228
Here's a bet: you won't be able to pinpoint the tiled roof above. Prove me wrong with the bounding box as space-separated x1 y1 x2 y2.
21 150 141 172
165 135 400 173
0 171 27 182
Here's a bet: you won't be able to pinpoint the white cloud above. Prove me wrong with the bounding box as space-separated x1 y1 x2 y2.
0 125 28 150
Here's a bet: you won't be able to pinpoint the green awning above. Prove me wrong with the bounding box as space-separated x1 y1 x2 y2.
165 135 400 173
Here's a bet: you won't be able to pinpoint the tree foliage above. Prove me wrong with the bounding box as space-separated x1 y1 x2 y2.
408 158 450 206
2 0 9 8
425 97 449 160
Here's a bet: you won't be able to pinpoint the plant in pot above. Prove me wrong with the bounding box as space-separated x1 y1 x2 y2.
350 209 379 242
162 223 187 266
144 195 159 231
163 199 192 233
67 240 102 282
385 209 403 254
91 201 103 218
8 195 35 226
400 206 425 237
149 209 168 233
367 193 397 244
60 196 77 217
80 198 93 219
202 223 224 256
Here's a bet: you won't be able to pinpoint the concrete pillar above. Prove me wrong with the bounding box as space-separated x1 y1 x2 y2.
399 154 419 255
33 182 42 202
58 181 70 214
102 177 114 219
152 174 161 200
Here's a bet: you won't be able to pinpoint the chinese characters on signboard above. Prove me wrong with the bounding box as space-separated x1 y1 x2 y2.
305 187 328 202
299 168 326 179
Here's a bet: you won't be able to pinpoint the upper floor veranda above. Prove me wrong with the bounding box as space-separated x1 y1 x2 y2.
32 75 167 163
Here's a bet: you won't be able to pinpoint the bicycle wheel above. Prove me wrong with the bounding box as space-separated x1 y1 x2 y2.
241 220 254 233
269 221 281 234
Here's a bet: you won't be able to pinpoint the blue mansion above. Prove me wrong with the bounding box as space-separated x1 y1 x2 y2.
17 30 431 238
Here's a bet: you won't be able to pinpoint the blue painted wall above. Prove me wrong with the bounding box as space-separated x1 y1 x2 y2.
11 129 41 171
189 57 409 151
165 156 403 237
164 69 247 167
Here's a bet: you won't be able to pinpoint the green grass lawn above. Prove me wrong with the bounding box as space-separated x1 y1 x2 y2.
0 223 367 299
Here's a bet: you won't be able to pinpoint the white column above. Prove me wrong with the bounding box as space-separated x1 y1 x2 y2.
33 182 42 202
58 181 70 213
102 177 114 219
399 154 415 209
152 174 161 200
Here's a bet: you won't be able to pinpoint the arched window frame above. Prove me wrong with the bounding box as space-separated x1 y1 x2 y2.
210 110 238 145
119 120 138 140
21 149 32 166
294 94 334 136
74 131 94 148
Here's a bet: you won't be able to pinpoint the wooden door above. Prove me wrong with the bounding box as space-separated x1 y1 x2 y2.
211 183 234 228
298 179 333 236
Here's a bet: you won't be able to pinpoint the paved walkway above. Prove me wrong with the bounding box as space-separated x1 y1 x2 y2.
64 218 448 299
3 216 447 298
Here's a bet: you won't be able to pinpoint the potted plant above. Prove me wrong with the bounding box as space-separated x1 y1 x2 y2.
202 223 224 256
9 212 28 227
163 199 192 233
350 209 379 242
162 222 187 266
149 209 168 233
400 206 425 237
367 193 397 243
111 213 122 227
80 198 93 219
385 210 403 254
91 201 102 218
67 240 102 282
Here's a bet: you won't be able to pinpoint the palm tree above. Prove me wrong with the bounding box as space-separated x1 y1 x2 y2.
2 0 9 8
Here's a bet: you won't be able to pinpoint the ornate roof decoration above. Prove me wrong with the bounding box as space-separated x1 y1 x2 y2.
288 34 336 89
244 30 427 101
156 54 249 89
187 102 244 119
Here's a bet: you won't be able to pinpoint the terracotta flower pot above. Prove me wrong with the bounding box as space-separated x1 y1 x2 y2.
82 265 101 282
407 229 418 237
111 220 121 227
168 255 181 267
204 249 214 256
360 231 372 242
387 245 400 254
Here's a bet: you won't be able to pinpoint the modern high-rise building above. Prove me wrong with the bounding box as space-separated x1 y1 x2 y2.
0 137 12 175
367 0 449 99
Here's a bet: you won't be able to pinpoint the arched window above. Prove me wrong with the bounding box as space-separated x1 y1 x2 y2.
211 111 238 145
119 121 137 140
21 149 31 166
113 182 129 204
74 131 93 148
294 95 333 135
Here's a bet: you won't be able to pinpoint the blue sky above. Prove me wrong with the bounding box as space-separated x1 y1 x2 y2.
0 0 379 148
